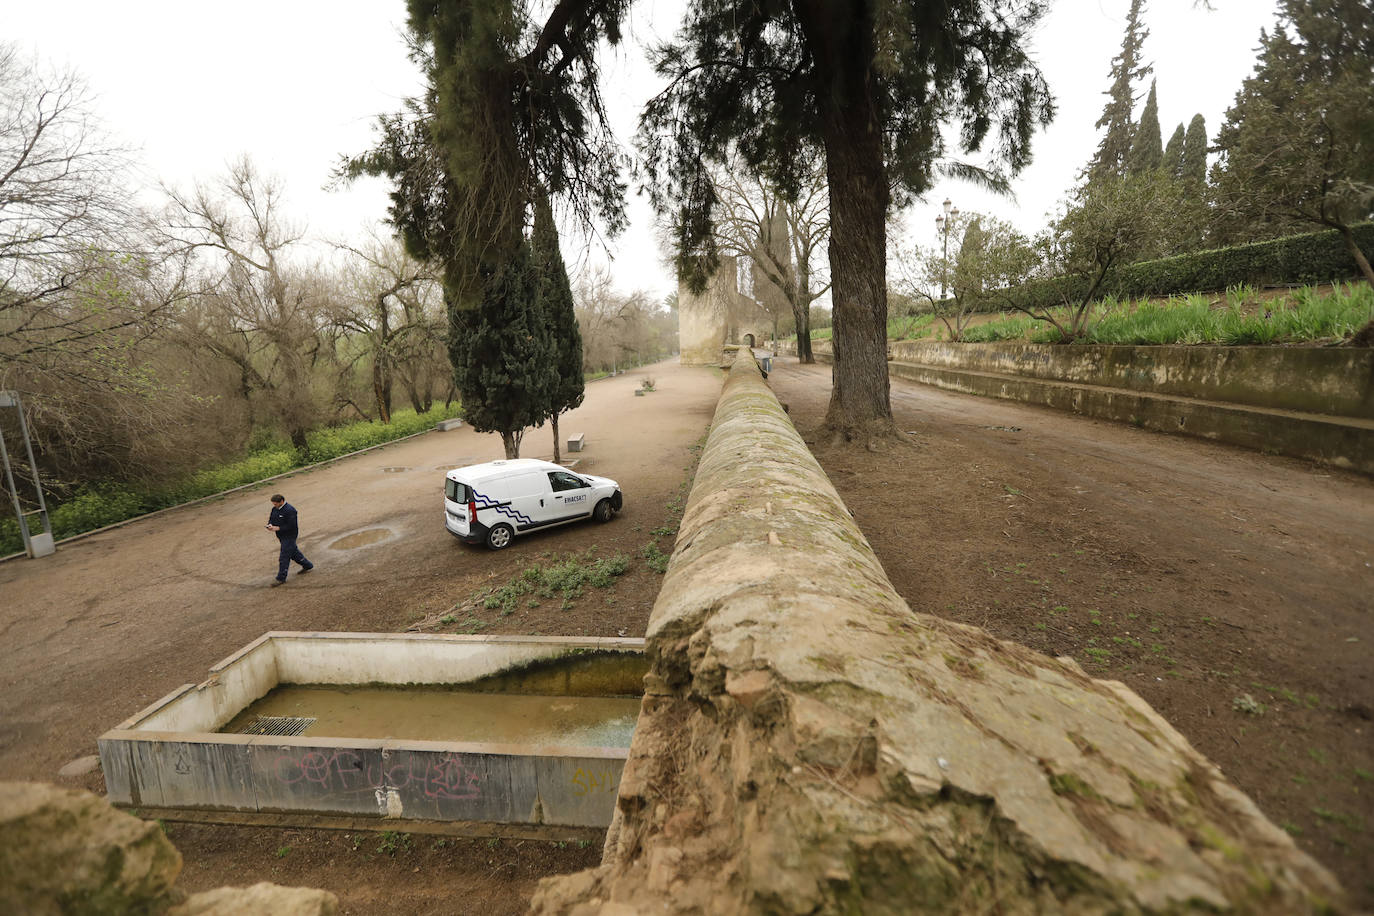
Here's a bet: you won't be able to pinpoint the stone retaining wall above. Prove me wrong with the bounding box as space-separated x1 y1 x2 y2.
533 351 1344 914
787 338 1372 417
886 341 1373 419
784 338 1373 472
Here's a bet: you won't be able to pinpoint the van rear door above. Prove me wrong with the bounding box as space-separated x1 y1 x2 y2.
445 476 473 537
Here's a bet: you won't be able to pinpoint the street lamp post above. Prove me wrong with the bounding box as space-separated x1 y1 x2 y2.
935 198 959 300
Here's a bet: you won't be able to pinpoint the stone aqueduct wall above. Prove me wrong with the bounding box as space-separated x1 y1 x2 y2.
533 352 1344 914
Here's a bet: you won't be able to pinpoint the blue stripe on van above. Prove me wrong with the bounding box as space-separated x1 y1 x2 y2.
472 489 534 527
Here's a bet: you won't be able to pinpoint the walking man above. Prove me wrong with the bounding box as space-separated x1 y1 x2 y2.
266 494 313 586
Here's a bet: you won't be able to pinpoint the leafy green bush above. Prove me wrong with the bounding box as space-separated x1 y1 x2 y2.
962 315 1038 343
1 404 460 555
958 283 1371 347
889 313 936 340
477 551 630 613
1003 224 1373 312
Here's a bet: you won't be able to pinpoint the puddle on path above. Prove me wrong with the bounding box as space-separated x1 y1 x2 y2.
329 528 393 550
221 685 640 747
380 466 410 473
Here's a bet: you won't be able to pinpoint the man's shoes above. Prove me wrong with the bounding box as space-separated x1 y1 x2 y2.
297 566 313 575
270 579 285 587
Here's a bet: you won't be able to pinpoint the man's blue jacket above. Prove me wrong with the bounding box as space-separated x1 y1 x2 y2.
269 502 299 540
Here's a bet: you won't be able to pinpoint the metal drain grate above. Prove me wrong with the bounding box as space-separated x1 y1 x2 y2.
239 716 315 736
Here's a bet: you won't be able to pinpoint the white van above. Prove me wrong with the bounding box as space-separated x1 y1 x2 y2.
444 458 623 550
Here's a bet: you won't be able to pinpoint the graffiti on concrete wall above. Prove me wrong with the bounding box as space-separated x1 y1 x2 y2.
570 767 618 797
273 750 483 800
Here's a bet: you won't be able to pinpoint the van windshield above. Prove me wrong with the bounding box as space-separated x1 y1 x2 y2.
445 479 471 503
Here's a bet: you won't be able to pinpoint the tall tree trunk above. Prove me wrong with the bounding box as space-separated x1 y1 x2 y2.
794 262 815 364
372 360 392 424
552 412 562 463
1347 220 1374 345
290 426 311 461
377 304 393 420
500 429 523 459
801 1 893 438
1339 224 1374 286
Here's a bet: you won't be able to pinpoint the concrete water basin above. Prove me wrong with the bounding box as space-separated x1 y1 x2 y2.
98 633 646 830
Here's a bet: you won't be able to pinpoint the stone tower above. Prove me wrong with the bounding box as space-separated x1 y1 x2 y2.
677 256 769 366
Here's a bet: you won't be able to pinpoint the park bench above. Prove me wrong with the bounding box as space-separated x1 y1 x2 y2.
435 418 465 431
567 432 586 452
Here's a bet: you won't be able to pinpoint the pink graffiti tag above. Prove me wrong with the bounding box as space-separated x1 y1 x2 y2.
271 750 482 801
424 755 481 800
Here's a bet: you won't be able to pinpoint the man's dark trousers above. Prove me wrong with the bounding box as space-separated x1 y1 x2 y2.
277 538 311 582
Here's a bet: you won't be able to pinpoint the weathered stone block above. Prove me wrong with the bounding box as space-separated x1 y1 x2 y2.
0 781 181 915
170 882 338 915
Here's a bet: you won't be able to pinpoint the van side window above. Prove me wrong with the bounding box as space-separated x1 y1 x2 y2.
548 471 586 492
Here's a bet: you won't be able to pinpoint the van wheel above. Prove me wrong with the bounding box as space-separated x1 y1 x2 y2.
593 499 614 522
486 524 514 550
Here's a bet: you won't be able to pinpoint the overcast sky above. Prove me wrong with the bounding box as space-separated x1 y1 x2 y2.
7 0 1280 303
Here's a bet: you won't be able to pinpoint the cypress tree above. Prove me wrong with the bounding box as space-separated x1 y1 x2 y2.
532 194 584 464
449 241 557 459
1181 114 1207 187
341 1 628 459
1086 0 1152 184
1162 123 1185 178
1127 80 1163 175
1209 0 1373 282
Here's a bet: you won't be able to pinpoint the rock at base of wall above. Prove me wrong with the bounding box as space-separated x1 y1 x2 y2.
171 882 338 915
0 782 340 915
0 781 182 915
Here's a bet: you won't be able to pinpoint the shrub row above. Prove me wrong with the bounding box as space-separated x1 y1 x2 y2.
956 283 1372 346
1002 223 1374 313
1 404 460 556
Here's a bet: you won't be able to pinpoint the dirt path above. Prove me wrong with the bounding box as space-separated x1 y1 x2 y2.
6 352 1371 909
771 358 1374 907
0 359 720 914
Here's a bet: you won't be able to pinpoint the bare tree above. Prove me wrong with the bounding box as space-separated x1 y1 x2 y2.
0 45 203 488
0 44 190 371
331 232 446 422
164 157 327 457
574 266 676 373
709 159 830 363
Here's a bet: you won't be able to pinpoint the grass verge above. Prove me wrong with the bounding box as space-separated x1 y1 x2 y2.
1 404 461 555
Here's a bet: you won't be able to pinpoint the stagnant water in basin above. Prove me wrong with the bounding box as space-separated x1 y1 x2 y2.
220 686 641 747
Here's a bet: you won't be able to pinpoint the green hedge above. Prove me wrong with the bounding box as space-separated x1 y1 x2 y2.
1003 223 1373 312
956 282 1371 346
0 404 460 556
